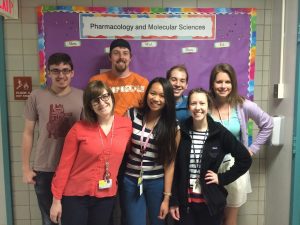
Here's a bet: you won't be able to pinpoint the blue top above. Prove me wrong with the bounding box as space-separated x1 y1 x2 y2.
176 95 190 122
212 108 241 140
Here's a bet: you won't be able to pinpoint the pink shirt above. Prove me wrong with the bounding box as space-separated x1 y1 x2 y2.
51 115 132 200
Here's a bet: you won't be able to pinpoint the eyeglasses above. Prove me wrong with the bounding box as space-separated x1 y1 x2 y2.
91 93 111 105
49 68 72 75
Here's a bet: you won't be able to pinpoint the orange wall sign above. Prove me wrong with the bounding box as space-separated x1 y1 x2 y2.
13 77 32 100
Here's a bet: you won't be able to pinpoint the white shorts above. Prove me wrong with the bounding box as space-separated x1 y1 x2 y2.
218 154 252 207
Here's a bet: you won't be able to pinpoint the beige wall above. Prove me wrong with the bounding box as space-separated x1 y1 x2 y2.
3 0 282 225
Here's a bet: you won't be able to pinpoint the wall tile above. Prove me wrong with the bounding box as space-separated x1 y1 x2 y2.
197 0 231 8
6 55 24 71
22 24 38 39
238 215 258 225
9 131 23 147
258 187 265 201
239 200 258 215
251 159 260 173
92 0 128 7
259 173 266 187
8 101 26 117
256 40 263 56
23 40 38 54
231 0 265 9
13 191 30 205
21 0 56 7
254 85 262 101
248 187 259 201
29 191 39 206
263 40 270 56
258 215 265 225
24 55 39 71
14 219 31 225
265 0 272 10
5 40 23 55
9 117 25 132
263 56 270 71
14 206 30 219
261 85 269 101
255 70 263 85
57 0 93 6
128 0 163 7
4 23 22 39
12 177 29 191
256 10 265 25
30 205 42 219
258 201 265 214
163 0 197 7
31 220 43 225
256 25 264 41
262 71 270 86
21 7 38 24
264 9 272 25
264 25 271 41
255 55 263 71
10 147 22 162
11 162 23 177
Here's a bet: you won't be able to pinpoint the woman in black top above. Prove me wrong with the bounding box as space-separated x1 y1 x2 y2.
169 88 252 225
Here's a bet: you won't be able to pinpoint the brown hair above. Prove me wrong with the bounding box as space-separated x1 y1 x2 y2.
166 64 189 82
209 63 244 106
83 80 115 123
187 88 212 109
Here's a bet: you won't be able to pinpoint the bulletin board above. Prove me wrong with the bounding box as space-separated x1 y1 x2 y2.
37 6 256 100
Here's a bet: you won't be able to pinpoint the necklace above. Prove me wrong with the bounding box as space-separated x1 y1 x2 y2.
216 104 231 125
98 116 114 181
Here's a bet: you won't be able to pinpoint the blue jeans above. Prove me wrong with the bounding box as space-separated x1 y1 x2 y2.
122 175 165 225
62 196 115 225
34 171 56 225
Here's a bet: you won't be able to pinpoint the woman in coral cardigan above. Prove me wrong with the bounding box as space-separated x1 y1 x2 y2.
50 81 132 225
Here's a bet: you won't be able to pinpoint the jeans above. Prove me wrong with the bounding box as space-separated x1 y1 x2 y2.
61 196 115 225
34 171 56 225
122 175 165 225
176 203 223 225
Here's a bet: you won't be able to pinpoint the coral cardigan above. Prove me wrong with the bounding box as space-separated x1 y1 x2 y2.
52 115 132 200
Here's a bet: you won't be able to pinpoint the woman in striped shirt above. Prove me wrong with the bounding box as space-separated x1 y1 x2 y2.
122 77 180 225
169 88 252 225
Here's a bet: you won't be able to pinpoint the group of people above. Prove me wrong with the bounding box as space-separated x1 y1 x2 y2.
22 39 273 225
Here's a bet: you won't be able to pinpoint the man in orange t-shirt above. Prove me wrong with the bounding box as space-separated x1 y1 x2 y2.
90 39 149 116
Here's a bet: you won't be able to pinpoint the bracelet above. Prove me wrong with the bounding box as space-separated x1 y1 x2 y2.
163 192 172 197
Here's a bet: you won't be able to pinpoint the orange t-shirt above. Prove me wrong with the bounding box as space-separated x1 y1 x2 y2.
90 71 149 116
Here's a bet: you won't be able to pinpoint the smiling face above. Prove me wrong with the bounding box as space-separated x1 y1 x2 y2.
91 90 114 119
147 82 166 114
213 72 232 100
188 92 208 122
48 63 74 92
109 47 131 75
168 68 188 101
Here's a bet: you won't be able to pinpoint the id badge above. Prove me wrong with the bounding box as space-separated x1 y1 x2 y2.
137 176 143 195
98 179 112 189
192 180 201 194
139 183 143 196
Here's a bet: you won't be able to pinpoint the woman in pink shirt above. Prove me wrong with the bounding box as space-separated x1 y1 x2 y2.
50 80 132 225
